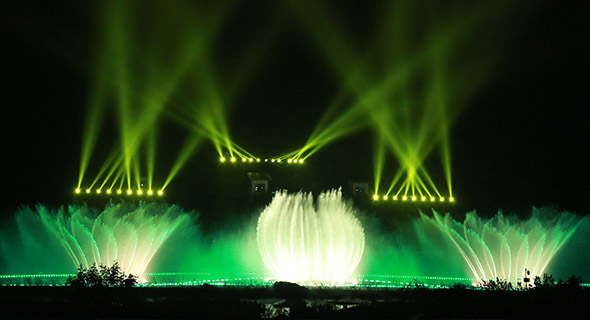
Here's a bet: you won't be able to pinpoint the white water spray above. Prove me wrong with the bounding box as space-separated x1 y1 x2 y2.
257 189 365 284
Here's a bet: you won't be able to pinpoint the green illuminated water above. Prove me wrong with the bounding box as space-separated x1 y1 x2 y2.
0 202 189 277
1 199 588 287
419 208 587 283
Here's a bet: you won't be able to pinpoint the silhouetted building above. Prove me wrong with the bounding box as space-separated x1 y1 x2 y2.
248 172 272 194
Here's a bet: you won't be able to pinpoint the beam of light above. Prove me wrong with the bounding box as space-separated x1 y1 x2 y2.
385 168 405 196
108 165 125 191
132 155 141 190
163 41 266 167
118 170 126 192
77 71 107 189
100 0 134 191
166 109 256 166
372 133 386 196
87 0 234 194
286 0 381 160
288 1 528 203
161 134 203 191
161 5 280 163
287 5 434 183
98 156 125 191
145 128 156 191
88 151 123 190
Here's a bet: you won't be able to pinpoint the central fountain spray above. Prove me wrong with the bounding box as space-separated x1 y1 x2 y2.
256 189 365 284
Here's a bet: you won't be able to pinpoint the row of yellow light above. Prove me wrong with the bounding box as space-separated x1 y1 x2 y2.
74 188 163 196
373 194 454 202
219 157 304 164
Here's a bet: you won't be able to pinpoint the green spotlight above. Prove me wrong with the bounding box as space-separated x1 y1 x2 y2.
220 157 226 162
257 159 261 162
373 195 379 201
264 159 268 162
242 158 246 162
96 189 101 194
383 195 388 200
271 159 275 163
86 189 91 194
137 190 143 195
299 159 304 164
402 196 407 201
393 196 398 200
421 196 426 201
440 197 445 202
450 197 455 202
288 159 293 163
231 157 236 162
75 188 81 194
117 189 122 194
107 189 112 194
127 189 132 195
277 159 282 163
430 196 435 201
249 158 253 162
148 190 153 195
412 196 417 201
157 190 163 196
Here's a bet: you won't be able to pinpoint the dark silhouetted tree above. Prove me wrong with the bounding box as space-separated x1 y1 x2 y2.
65 261 137 287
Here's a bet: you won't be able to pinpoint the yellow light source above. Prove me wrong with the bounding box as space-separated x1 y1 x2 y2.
127 189 132 195
157 190 163 196
96 189 101 194
231 157 236 162
430 197 435 201
257 159 261 162
421 196 426 201
137 190 143 195
288 159 292 163
264 159 268 162
106 190 112 194
220 157 226 162
402 196 407 201
86 189 91 193
148 190 153 195
373 195 379 200
249 158 253 162
271 159 275 163
117 190 122 194
277 159 282 163
299 159 304 164
440 197 445 202
75 188 81 194
450 197 455 202
412 196 417 201
383 195 388 200
393 196 398 200
242 158 246 162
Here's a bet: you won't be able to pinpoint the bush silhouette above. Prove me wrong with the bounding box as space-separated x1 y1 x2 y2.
65 261 137 288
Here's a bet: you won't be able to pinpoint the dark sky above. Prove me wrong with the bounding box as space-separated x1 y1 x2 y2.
1 0 589 217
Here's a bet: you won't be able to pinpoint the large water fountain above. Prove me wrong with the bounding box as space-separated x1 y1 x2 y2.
256 189 365 284
1 198 588 287
420 209 586 284
8 202 189 277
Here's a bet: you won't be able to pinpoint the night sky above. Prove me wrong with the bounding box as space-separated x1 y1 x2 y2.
1 0 589 217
